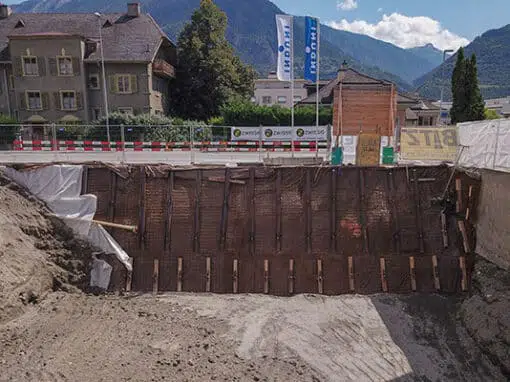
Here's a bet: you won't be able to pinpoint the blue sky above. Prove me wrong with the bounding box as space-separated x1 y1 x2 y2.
272 0 510 50
4 0 510 50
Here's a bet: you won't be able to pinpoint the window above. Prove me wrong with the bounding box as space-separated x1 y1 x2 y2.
293 95 302 103
277 96 287 104
26 91 42 110
89 74 100 89
117 75 131 94
60 91 76 110
57 56 73 76
92 108 101 121
111 74 137 94
9 75 14 90
118 107 133 115
262 96 272 105
22 56 38 76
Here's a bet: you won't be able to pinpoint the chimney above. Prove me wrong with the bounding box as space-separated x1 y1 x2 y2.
127 2 141 17
0 5 12 19
337 60 349 81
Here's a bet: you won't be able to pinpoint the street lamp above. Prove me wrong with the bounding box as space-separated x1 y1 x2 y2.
438 49 454 125
94 12 110 142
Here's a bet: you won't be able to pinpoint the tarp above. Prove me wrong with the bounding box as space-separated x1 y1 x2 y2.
3 165 132 288
458 119 510 172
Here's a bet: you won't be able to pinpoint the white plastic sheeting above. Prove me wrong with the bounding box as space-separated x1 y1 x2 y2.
3 165 132 287
458 119 510 172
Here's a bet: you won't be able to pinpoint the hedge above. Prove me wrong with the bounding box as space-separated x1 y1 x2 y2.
56 113 212 142
219 101 333 127
0 115 20 147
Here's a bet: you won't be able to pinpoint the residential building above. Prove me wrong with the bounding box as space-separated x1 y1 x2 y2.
485 96 510 115
253 72 326 108
0 2 176 128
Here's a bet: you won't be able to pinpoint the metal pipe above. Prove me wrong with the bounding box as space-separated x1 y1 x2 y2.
438 49 454 126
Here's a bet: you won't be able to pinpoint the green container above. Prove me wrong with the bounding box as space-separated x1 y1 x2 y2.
331 147 343 165
382 146 395 165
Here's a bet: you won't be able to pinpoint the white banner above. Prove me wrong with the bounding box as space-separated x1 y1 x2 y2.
231 126 328 142
276 14 293 82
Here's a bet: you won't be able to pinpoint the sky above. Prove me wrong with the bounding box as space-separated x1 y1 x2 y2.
3 0 510 51
271 0 510 50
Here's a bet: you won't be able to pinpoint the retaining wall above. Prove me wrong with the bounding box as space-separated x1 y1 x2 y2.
84 165 477 294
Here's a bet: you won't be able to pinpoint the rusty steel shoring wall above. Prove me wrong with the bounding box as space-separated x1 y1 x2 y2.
84 165 478 295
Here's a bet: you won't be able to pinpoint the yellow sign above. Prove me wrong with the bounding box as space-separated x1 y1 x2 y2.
357 134 381 166
400 127 457 161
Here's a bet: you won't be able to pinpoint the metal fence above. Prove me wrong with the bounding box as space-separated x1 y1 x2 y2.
0 124 331 154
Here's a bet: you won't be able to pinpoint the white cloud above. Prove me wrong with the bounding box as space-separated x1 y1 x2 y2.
337 0 358 11
327 13 470 51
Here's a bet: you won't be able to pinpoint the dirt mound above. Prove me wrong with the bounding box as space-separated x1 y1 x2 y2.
461 256 510 378
0 176 94 324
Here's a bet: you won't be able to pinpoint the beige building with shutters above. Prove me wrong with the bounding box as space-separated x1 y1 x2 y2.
0 3 176 126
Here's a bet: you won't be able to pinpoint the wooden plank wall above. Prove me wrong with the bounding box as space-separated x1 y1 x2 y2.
87 165 476 295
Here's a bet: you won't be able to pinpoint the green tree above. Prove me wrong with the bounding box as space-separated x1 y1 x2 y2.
451 49 485 124
170 0 255 121
484 108 500 120
451 47 467 124
465 54 485 121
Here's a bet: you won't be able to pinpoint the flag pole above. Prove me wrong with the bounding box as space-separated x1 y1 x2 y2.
291 16 295 158
315 18 320 160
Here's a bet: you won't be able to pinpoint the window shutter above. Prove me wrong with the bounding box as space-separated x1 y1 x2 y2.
38 57 46 76
13 57 23 77
109 75 116 93
53 92 61 110
49 58 58 76
19 92 26 110
72 58 80 75
130 75 138 93
41 92 49 110
76 92 83 110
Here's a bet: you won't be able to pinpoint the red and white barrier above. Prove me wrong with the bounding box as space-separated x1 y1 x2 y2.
13 140 328 152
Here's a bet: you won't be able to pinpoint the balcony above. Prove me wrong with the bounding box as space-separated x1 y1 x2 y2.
153 59 175 79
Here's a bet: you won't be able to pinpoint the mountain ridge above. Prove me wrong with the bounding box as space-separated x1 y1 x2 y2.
415 24 510 100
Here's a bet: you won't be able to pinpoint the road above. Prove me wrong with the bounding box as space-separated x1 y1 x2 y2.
0 150 329 165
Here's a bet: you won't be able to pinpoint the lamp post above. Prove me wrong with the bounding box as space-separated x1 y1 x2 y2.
94 12 110 142
438 49 454 125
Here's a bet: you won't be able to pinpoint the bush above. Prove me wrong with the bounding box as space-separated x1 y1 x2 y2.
0 115 20 147
220 100 333 126
85 113 212 142
484 108 501 120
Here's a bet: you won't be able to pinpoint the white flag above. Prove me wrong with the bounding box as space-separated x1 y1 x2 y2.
276 14 293 82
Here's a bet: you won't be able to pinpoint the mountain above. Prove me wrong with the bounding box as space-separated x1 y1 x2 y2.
415 24 510 100
316 23 437 83
407 44 443 68
12 0 438 89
